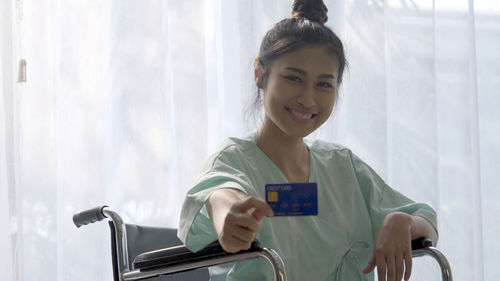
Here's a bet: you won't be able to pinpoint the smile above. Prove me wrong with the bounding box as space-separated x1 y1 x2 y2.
286 107 318 121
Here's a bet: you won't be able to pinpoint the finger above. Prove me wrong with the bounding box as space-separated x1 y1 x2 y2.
395 253 404 281
230 234 254 250
387 255 396 281
376 253 386 281
235 197 274 217
227 224 254 243
250 208 266 221
219 235 250 253
404 251 412 281
362 253 376 274
227 213 260 231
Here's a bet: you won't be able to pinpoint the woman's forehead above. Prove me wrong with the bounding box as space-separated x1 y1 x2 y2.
272 45 339 75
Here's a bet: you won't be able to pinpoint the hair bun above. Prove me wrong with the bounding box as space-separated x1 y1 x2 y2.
291 0 328 25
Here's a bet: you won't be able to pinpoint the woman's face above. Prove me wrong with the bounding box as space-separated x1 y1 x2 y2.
257 45 339 139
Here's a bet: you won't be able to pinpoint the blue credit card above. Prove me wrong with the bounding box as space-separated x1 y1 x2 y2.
265 182 318 216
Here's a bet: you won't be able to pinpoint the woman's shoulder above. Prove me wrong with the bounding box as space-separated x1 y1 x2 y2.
211 133 256 157
305 138 353 158
306 139 375 172
202 132 258 171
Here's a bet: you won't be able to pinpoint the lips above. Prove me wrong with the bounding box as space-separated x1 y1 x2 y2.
286 107 318 121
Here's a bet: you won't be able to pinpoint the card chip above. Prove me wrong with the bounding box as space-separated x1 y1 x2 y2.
267 191 278 202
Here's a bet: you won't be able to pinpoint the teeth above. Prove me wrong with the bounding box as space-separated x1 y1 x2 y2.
290 109 313 119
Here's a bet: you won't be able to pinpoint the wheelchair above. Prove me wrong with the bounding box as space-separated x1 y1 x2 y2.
73 206 453 281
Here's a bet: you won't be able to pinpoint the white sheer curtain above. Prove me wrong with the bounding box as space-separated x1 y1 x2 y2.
1 0 499 280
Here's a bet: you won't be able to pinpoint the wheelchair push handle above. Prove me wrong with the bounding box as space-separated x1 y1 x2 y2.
73 205 108 228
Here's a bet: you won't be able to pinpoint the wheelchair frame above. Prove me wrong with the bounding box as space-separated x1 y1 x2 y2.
74 206 286 281
73 206 452 281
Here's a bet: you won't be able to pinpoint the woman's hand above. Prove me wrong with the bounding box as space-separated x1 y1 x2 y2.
207 189 274 253
362 212 414 281
218 196 274 252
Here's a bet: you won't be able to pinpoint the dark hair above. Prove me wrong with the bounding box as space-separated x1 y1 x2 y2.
252 0 347 112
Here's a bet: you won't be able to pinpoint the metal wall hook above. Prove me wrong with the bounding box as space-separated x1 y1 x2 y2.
18 59 26 83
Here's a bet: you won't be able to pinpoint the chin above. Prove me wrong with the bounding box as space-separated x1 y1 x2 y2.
281 127 316 139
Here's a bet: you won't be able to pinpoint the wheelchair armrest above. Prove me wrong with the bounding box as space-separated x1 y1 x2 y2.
134 238 434 271
411 237 433 250
133 240 261 270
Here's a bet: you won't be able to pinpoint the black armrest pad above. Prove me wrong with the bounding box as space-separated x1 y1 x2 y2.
411 237 433 250
133 240 261 270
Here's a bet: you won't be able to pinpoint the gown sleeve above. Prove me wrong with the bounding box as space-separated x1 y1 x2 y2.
177 146 255 252
349 151 439 242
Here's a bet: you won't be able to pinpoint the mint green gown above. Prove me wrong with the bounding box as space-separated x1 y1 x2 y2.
178 132 438 281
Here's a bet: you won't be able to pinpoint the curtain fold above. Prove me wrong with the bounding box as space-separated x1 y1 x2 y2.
1 0 499 281
2 0 22 280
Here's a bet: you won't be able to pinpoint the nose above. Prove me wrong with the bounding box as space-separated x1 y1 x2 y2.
296 86 315 108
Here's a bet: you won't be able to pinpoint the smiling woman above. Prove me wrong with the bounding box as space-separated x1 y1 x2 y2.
178 1 438 281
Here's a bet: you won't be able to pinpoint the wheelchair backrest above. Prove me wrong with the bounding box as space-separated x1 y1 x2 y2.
108 222 210 281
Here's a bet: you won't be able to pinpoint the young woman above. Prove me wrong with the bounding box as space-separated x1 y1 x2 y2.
178 1 438 280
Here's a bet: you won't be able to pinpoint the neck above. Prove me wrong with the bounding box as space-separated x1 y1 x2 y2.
257 118 309 181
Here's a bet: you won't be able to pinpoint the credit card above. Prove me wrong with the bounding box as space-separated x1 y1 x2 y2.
265 182 318 216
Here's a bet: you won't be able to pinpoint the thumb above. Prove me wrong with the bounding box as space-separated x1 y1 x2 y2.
362 253 376 274
250 208 266 221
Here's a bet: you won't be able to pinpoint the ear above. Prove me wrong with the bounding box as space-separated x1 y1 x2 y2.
254 58 264 88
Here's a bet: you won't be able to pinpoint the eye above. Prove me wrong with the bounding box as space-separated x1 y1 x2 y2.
317 82 333 88
285 75 302 83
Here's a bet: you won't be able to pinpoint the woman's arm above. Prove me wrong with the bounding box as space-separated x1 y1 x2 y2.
206 189 274 253
409 214 438 246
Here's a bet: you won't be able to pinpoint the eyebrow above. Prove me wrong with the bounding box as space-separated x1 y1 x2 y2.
285 67 336 79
